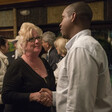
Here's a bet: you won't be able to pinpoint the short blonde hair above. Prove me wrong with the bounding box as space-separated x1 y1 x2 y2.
54 37 68 56
18 22 43 53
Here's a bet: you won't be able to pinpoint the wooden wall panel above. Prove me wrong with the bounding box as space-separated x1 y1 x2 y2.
0 10 13 27
0 0 37 5
105 0 112 20
47 1 104 24
17 7 47 27
47 5 67 24
89 1 104 21
0 30 14 39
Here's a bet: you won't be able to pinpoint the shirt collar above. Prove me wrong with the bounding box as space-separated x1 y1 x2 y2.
48 48 51 54
66 29 91 51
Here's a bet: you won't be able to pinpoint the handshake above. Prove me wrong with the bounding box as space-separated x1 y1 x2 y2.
29 88 52 107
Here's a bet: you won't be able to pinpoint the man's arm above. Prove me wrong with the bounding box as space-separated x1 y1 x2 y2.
39 88 56 106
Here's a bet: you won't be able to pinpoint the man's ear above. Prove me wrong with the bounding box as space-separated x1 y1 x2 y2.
71 12 76 22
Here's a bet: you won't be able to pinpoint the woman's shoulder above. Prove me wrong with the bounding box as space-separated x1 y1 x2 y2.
9 57 24 68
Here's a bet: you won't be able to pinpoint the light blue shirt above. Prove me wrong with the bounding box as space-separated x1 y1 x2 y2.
53 29 112 112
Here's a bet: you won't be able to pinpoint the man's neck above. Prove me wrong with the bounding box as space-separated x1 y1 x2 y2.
69 25 87 39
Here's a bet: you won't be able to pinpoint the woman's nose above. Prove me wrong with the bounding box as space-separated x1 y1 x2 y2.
35 39 39 43
35 39 41 44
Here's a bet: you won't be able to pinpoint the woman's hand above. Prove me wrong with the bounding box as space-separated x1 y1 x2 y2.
29 89 53 107
29 92 41 102
39 88 53 107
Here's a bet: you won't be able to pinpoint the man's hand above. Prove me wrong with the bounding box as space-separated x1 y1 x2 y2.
39 88 53 107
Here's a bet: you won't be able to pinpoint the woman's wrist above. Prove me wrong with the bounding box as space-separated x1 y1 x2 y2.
29 92 41 102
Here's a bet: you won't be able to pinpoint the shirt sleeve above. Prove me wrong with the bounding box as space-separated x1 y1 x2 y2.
66 48 98 112
52 91 56 106
2 60 30 104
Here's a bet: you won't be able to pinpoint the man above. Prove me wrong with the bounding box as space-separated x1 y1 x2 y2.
42 31 59 71
41 1 112 112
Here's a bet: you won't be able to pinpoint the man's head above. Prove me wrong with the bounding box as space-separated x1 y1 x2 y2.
60 2 93 39
42 31 56 52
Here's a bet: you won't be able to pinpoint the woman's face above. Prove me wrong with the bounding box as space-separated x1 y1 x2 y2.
25 36 42 55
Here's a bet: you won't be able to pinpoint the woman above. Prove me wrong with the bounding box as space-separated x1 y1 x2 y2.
54 37 68 84
2 22 56 112
0 36 9 112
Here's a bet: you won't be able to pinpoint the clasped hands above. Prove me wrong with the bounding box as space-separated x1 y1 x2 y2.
29 88 52 107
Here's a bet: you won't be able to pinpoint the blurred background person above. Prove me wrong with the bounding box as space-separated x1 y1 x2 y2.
42 31 59 71
54 36 68 60
54 37 68 84
0 35 9 112
6 35 23 65
2 22 56 112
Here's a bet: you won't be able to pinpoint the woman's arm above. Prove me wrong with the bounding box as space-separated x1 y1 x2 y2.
2 60 30 104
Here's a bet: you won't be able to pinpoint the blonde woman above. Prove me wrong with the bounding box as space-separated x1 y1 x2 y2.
54 37 68 59
54 37 68 84
2 22 55 112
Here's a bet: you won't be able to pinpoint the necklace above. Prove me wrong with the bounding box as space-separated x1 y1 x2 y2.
43 78 47 84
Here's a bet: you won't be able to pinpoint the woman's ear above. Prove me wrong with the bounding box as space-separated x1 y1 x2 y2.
71 12 76 22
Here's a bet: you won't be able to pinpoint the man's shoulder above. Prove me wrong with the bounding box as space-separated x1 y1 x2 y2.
71 35 101 53
49 47 58 56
